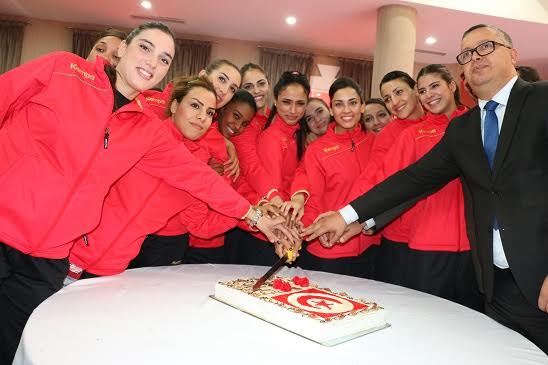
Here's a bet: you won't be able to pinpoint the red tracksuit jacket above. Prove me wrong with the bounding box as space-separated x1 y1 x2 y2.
188 124 238 248
382 107 470 251
302 124 378 259
289 160 311 201
231 109 279 200
348 116 423 242
0 52 249 259
69 120 238 275
142 84 173 119
255 114 300 200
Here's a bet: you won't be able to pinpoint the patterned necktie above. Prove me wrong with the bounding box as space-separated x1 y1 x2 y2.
483 100 499 169
483 100 499 229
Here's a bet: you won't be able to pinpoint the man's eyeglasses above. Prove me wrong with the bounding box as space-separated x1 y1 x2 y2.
456 40 512 65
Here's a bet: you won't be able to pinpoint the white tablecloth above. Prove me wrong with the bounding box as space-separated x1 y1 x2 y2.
14 264 547 365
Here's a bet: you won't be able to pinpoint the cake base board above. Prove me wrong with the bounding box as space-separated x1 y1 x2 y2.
210 295 390 347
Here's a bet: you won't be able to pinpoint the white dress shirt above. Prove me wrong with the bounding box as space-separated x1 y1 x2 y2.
339 76 518 268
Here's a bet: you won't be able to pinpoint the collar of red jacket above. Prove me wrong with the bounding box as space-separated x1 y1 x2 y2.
251 111 269 130
163 118 203 153
394 114 425 124
326 122 364 141
423 105 469 125
271 113 300 136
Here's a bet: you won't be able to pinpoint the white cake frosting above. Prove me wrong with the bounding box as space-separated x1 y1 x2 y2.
214 277 387 345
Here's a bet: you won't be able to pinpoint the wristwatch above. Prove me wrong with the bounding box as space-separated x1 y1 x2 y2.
248 208 263 227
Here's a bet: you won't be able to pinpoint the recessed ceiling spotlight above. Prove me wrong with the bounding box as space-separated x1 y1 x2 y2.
286 16 297 25
316 93 321 97
425 36 437 45
141 1 152 9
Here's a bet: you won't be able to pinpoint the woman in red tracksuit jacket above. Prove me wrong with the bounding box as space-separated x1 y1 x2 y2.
232 63 279 202
379 64 482 310
347 71 424 285
131 62 246 267
0 23 282 362
300 78 378 278
226 71 310 266
186 90 258 264
144 60 242 178
199 59 243 180
70 76 241 277
225 63 279 264
281 97 331 224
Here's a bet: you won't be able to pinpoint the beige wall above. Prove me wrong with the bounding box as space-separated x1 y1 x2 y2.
210 39 259 68
15 18 546 86
16 18 343 74
20 18 72 64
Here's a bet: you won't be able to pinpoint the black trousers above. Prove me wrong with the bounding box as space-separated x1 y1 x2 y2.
184 246 226 264
224 228 278 266
375 237 409 285
297 245 379 279
128 233 189 269
0 242 68 364
485 267 548 355
404 248 484 312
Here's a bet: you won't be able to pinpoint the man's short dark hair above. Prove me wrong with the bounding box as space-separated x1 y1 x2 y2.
462 24 513 47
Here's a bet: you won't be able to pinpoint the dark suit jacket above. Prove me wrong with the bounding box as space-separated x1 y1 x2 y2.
350 79 548 306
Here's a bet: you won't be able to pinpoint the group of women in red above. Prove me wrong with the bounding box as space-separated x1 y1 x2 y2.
0 21 482 363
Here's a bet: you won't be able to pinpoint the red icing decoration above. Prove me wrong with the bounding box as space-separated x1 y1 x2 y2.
292 276 310 287
281 282 292 292
272 278 284 290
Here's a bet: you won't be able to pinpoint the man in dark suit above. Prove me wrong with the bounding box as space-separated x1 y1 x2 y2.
303 24 548 353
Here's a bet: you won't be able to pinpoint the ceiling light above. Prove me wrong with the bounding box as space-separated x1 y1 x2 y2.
141 1 152 9
316 93 321 97
286 16 297 25
425 36 437 45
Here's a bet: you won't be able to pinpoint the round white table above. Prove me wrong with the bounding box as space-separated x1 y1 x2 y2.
14 264 547 365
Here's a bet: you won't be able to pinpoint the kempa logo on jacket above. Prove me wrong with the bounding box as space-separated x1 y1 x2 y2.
145 96 166 105
322 145 340 153
69 62 96 81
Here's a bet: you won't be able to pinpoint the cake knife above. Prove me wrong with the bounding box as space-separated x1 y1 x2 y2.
251 248 293 292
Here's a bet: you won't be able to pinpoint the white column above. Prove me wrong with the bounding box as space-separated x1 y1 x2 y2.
370 5 417 98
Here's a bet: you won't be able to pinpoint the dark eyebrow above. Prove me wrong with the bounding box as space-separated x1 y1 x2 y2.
138 38 173 60
233 110 242 117
333 97 359 103
220 72 230 81
191 97 204 107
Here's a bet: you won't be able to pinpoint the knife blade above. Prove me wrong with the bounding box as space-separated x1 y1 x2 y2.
251 249 293 292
